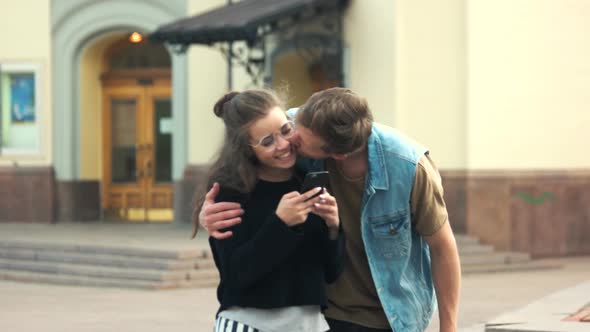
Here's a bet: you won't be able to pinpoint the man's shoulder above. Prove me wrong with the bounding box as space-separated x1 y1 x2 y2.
371 123 428 161
373 123 421 145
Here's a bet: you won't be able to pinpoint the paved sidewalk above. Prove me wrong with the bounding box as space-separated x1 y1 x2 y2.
427 256 590 332
0 222 588 332
0 255 587 332
485 281 590 332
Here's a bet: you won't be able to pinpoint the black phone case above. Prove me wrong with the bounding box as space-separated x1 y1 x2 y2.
300 171 330 194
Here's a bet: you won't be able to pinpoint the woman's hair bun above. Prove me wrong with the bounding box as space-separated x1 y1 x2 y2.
213 91 240 118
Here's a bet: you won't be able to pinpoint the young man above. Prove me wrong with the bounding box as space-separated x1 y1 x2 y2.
199 88 461 332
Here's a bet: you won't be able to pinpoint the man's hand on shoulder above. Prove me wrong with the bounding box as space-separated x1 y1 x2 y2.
200 182 244 239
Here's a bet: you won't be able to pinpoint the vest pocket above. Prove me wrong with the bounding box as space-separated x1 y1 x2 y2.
368 212 411 258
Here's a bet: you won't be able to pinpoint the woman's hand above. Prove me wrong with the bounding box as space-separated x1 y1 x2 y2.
276 187 323 227
312 189 340 239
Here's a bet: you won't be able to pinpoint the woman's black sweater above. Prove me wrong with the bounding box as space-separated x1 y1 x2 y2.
209 177 345 313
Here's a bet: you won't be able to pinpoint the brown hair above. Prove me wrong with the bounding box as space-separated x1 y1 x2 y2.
296 87 373 154
191 89 284 238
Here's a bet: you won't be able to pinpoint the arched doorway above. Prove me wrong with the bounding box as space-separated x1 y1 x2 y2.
51 0 188 223
101 34 174 222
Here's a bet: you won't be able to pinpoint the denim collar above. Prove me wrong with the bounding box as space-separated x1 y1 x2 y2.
366 127 389 192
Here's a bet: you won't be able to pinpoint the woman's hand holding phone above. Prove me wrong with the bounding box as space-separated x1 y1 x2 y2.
276 187 323 227
312 189 340 239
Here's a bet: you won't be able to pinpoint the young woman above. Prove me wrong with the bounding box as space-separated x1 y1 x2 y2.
193 90 344 332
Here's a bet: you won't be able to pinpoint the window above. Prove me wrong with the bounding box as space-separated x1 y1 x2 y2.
0 63 42 155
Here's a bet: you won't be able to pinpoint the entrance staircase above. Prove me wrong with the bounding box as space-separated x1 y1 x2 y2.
0 240 218 290
456 234 558 274
0 234 557 290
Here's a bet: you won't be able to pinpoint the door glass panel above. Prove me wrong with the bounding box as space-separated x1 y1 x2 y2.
154 98 172 183
111 99 137 183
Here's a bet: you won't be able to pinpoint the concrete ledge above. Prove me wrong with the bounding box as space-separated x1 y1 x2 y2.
485 281 590 332
55 181 100 221
0 166 55 223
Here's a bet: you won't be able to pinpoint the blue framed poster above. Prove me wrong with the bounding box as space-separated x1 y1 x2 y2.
10 74 35 123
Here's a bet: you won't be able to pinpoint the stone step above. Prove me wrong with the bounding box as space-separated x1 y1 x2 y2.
187 269 219 281
454 234 480 245
0 240 221 290
0 236 548 288
460 252 531 266
0 270 219 290
462 260 561 274
458 244 495 255
0 258 191 282
0 240 209 260
0 247 215 271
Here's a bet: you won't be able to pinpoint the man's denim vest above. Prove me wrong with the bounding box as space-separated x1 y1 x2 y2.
294 118 435 331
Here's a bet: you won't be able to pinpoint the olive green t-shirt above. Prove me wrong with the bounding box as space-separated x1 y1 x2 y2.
324 154 448 329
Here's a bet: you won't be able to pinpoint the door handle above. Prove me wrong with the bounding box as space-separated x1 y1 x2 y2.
145 159 153 177
136 144 151 151
135 169 144 178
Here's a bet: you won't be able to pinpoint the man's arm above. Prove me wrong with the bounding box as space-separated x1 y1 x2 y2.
410 154 461 332
199 182 244 239
424 222 461 332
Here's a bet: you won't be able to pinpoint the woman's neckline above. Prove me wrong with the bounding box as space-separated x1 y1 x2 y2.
257 167 295 182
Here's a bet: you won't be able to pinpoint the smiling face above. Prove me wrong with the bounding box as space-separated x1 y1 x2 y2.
248 106 297 178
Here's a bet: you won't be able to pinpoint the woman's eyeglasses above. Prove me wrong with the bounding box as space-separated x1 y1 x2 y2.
250 121 296 150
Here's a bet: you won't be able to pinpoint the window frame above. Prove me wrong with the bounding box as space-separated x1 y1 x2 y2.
0 63 43 156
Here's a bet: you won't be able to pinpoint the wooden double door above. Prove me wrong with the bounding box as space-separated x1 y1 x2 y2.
102 79 174 222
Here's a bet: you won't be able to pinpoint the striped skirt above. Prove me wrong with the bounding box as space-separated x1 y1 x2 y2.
214 316 261 332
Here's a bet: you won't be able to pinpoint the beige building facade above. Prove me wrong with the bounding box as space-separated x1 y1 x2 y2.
0 0 588 257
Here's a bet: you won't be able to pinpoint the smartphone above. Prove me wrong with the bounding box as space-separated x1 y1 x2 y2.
300 171 330 198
